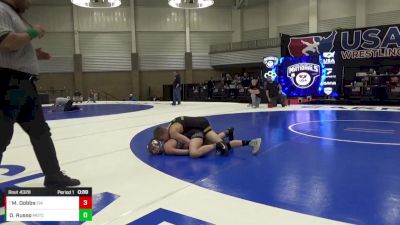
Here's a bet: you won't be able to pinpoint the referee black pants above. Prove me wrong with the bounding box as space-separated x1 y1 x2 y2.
0 69 61 176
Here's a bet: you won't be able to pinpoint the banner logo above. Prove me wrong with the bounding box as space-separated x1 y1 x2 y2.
341 26 400 59
322 52 335 64
263 56 279 69
288 32 337 56
324 87 333 95
287 63 320 88
264 71 277 80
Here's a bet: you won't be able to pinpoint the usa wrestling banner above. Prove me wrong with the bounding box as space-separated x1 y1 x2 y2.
281 24 400 60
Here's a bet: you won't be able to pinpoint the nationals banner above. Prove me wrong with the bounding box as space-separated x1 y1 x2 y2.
281 24 400 60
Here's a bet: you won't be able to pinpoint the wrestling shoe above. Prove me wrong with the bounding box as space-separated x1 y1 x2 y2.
249 138 262 155
226 127 234 141
216 142 229 155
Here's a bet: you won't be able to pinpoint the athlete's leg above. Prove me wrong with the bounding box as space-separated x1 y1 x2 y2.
188 138 216 158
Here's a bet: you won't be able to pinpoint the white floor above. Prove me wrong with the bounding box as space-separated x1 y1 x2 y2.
1 101 381 225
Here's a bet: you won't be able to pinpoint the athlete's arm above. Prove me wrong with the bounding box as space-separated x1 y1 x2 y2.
169 125 191 146
163 139 189 155
170 131 190 147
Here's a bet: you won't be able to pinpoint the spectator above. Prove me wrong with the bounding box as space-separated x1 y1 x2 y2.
390 76 399 87
265 76 287 107
128 94 136 101
207 77 214 99
249 78 261 108
224 73 232 86
241 72 251 88
368 68 377 75
172 71 181 105
220 73 226 82
73 89 83 103
230 74 241 98
88 89 96 103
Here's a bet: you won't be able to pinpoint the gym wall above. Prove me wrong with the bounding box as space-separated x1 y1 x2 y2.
26 0 400 101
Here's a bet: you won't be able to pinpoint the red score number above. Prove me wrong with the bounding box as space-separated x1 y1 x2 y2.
79 196 92 209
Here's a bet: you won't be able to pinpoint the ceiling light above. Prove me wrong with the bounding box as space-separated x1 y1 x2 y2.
71 0 121 8
168 0 214 9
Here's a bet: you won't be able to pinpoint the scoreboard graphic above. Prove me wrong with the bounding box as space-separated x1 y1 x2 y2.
5 187 92 222
263 52 339 97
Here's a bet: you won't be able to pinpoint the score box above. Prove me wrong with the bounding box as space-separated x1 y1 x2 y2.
79 196 92 209
5 187 92 222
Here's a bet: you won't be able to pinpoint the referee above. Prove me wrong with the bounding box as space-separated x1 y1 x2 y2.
0 0 80 188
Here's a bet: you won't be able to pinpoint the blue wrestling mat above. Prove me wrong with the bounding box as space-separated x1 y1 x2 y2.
43 104 152 120
130 110 400 225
